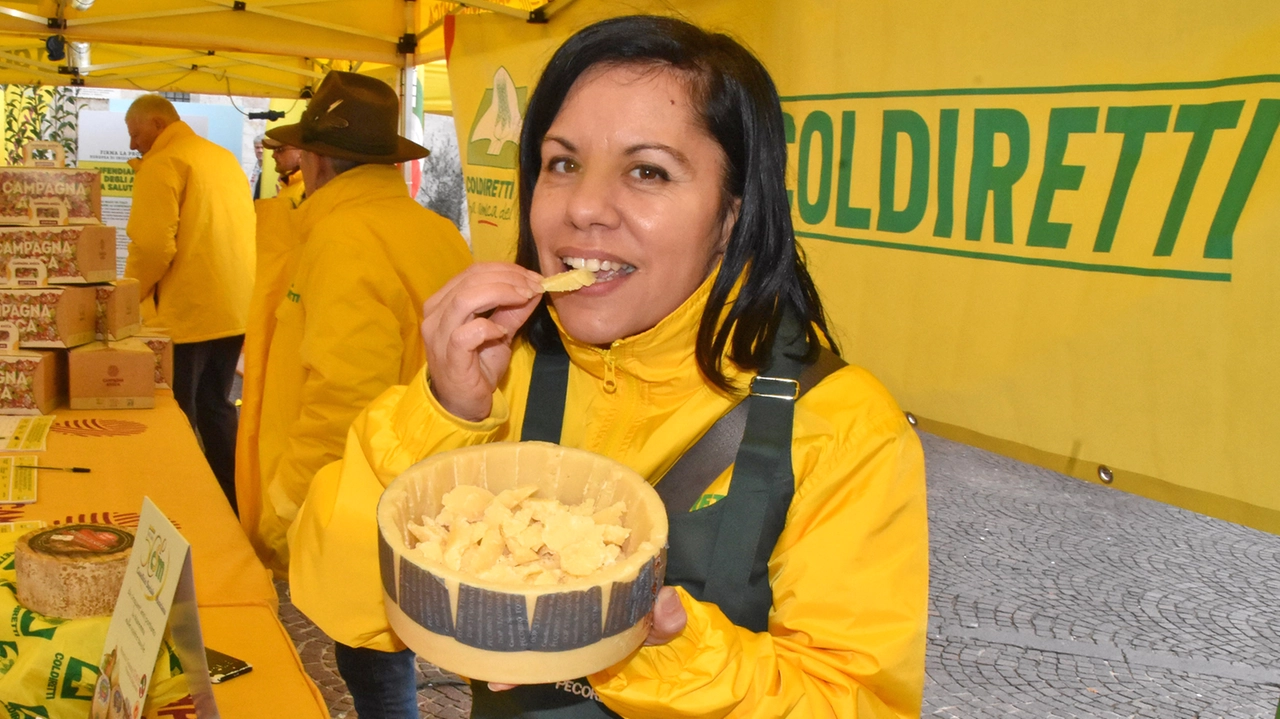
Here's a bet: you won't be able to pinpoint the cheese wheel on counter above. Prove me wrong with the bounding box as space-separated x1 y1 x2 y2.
16 524 133 618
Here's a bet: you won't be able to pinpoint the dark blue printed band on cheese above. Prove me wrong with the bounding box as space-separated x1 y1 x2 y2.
399 558 455 636
603 554 661 638
456 584 531 651
393 552 666 652
378 531 397 601
528 586 603 650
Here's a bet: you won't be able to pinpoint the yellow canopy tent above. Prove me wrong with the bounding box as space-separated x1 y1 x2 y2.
0 37 451 110
0 36 336 96
0 0 553 176
0 0 570 74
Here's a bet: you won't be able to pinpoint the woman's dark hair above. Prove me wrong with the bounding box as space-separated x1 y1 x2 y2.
516 14 837 389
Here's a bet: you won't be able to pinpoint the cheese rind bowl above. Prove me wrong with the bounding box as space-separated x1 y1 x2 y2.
377 441 668 684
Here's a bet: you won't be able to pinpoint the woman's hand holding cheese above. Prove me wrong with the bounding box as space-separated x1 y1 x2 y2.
643 586 688 645
420 263 545 421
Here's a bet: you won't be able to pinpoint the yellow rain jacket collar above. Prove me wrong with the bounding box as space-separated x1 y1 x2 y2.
149 118 192 156
294 164 403 237
549 267 749 399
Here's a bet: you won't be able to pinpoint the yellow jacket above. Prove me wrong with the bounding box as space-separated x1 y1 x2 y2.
250 164 471 577
235 186 306 551
277 170 305 204
125 121 255 343
289 276 928 718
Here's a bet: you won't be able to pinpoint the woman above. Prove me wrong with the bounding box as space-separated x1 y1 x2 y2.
289 15 928 719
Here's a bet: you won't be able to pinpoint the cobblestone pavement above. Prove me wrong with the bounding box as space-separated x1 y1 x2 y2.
277 580 471 719
275 431 1280 717
922 432 1280 718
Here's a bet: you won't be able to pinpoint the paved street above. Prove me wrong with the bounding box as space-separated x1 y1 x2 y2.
278 431 1280 718
921 432 1280 718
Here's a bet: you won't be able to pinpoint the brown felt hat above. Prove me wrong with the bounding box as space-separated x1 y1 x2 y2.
266 71 428 164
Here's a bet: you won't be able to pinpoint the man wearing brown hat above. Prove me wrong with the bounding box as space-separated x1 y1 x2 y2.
237 71 471 714
262 136 306 204
235 136 308 545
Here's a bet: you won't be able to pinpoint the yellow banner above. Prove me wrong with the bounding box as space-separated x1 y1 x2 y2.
448 0 1280 531
78 161 134 197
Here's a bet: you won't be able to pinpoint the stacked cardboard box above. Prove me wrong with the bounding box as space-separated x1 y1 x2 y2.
0 154 160 413
0 349 65 415
68 339 156 409
95 279 141 342
0 286 97 348
0 166 102 226
0 225 116 284
134 330 174 390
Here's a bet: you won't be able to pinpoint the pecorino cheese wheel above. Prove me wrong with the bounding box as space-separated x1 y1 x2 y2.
378 441 669 684
16 524 133 618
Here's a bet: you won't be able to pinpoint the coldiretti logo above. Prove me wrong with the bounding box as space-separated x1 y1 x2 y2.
782 76 1280 282
466 66 528 170
139 526 170 602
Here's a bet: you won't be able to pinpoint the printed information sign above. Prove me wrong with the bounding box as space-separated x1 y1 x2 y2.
91 497 217 719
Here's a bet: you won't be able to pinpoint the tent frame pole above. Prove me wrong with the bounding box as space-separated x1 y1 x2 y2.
537 0 580 20
80 52 204 74
0 5 47 26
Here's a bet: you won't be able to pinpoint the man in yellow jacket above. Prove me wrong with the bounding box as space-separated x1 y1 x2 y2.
234 146 306 555
125 94 255 512
263 136 305 204
242 71 471 578
242 72 471 713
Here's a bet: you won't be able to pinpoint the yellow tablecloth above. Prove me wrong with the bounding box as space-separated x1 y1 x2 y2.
0 393 327 718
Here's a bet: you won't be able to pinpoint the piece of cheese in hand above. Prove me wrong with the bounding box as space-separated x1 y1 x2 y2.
16 524 133 618
539 268 596 293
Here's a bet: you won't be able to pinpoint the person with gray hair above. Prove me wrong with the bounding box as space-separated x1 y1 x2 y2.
124 93 256 513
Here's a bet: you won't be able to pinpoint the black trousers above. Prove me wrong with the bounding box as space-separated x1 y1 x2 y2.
172 335 243 514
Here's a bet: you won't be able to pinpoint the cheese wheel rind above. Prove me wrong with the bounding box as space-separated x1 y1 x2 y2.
15 523 133 618
378 441 668 683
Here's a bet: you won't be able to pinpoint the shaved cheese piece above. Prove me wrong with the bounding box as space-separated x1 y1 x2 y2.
540 268 596 292
411 484 630 585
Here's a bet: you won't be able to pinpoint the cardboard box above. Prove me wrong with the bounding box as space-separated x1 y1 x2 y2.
68 339 155 409
135 331 174 389
0 167 101 226
0 350 64 415
0 286 96 348
95 279 141 341
0 225 116 284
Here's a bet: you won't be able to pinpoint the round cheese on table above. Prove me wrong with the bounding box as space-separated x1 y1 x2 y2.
15 523 134 618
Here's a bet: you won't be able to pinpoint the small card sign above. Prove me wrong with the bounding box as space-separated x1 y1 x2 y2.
91 497 219 719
